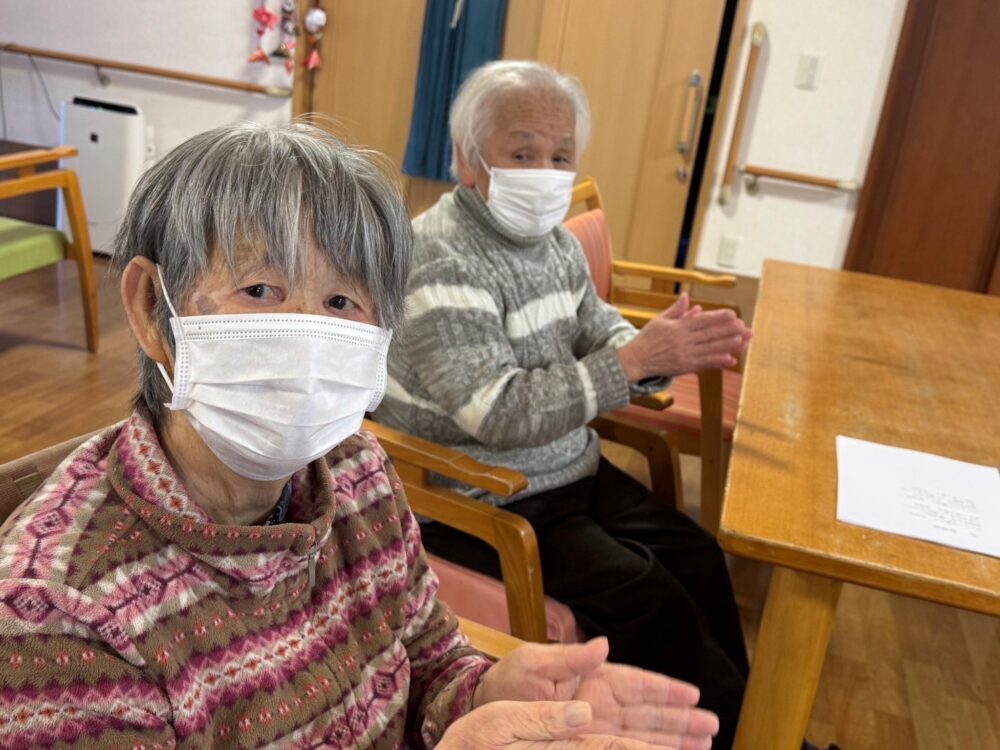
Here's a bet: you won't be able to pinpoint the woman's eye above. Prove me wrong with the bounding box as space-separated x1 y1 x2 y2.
328 295 356 311
244 284 277 299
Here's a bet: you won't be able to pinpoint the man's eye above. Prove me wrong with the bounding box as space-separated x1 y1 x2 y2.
329 295 356 311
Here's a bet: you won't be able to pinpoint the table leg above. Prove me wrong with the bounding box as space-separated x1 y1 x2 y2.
733 566 842 750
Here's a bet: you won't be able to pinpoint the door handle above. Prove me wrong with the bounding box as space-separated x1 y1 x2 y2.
677 71 704 157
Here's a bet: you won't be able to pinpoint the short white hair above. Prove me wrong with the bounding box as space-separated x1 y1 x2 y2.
449 60 591 176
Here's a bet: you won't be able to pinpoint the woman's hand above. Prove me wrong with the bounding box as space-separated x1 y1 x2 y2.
473 638 718 750
439 700 689 749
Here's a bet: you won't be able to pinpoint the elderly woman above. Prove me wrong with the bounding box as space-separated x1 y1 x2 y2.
373 62 752 749
0 123 719 750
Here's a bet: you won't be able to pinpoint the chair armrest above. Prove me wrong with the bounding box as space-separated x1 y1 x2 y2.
364 419 527 496
402 477 548 643
0 146 78 173
459 616 522 659
590 415 678 507
612 259 736 288
364 419 548 642
630 390 673 411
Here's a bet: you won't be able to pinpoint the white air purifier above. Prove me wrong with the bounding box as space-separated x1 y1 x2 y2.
58 96 146 254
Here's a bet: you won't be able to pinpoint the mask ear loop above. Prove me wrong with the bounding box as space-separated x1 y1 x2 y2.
154 264 184 406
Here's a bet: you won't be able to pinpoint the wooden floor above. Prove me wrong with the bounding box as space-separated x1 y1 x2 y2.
3 259 999 749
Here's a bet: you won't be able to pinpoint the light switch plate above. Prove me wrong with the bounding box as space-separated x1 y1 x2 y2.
718 235 740 268
795 53 821 91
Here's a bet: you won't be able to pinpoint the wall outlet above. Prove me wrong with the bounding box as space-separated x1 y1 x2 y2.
795 53 821 91
718 235 740 268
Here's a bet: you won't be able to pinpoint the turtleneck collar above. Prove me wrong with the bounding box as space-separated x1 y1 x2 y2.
106 411 334 594
453 184 554 249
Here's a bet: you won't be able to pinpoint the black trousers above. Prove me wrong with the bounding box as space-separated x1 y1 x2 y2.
420 458 749 750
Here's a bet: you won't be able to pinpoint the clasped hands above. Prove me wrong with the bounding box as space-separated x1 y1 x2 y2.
616 293 752 383
439 637 719 749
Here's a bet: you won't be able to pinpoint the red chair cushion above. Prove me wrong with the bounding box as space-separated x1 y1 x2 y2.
427 553 584 644
564 208 612 301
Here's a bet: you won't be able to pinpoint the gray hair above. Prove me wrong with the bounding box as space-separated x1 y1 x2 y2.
111 120 412 426
449 60 591 176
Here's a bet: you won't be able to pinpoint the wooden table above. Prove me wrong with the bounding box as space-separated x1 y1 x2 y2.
720 260 1000 749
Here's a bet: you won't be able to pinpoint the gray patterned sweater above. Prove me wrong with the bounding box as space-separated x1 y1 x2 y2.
374 185 640 503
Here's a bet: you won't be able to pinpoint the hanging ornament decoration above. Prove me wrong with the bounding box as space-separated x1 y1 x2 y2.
270 0 298 75
249 1 279 65
303 5 327 71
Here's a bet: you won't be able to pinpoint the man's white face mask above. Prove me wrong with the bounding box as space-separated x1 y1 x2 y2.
481 158 576 238
155 265 392 482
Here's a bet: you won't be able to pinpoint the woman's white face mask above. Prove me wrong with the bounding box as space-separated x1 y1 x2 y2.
155 266 391 482
481 158 576 238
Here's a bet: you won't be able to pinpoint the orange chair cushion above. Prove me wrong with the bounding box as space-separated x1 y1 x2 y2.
427 553 585 644
615 370 742 440
564 209 612 301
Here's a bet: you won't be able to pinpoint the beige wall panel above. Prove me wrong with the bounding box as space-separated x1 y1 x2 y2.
503 0 547 60
548 0 671 261
310 0 426 163
626 0 725 266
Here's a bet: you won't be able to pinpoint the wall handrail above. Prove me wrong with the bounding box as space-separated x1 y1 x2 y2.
741 164 860 193
719 22 767 205
0 43 292 99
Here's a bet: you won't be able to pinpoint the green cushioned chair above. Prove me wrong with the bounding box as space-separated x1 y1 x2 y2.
0 146 99 352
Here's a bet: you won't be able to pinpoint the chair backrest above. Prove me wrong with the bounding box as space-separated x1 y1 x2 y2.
565 177 613 301
0 423 564 642
0 146 100 352
563 176 742 535
0 431 98 527
0 429 539 658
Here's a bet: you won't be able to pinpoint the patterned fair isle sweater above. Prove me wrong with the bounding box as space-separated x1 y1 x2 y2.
374 185 643 503
0 412 492 749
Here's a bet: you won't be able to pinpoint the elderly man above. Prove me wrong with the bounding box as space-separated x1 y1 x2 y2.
0 122 720 750
374 61 751 748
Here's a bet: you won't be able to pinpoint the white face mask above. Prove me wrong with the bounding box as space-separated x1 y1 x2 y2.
482 160 576 238
155 266 392 482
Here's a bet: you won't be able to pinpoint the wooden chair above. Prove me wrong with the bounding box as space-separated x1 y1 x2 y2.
0 146 99 352
0 423 573 645
0 430 525 662
564 177 744 534
364 419 582 644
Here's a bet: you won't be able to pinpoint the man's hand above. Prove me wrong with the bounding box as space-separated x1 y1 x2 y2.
439 700 690 749
472 638 718 750
616 293 751 382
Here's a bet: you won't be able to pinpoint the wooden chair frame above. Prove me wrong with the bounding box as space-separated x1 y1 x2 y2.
0 429 526 662
0 423 551 644
570 177 739 533
363 420 551 643
0 146 99 352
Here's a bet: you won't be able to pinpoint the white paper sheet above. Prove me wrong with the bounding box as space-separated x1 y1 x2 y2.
836 436 1000 558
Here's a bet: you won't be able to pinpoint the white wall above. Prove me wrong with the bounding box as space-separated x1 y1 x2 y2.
0 0 292 156
694 0 907 277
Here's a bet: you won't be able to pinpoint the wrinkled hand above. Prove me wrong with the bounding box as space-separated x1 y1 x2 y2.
472 638 718 750
440 700 687 749
616 293 751 381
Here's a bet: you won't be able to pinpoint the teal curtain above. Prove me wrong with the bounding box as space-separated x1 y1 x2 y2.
402 0 507 182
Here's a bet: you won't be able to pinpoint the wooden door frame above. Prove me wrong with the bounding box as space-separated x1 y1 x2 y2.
686 0 749 271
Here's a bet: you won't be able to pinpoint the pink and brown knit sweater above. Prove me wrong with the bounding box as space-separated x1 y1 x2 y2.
0 412 492 749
